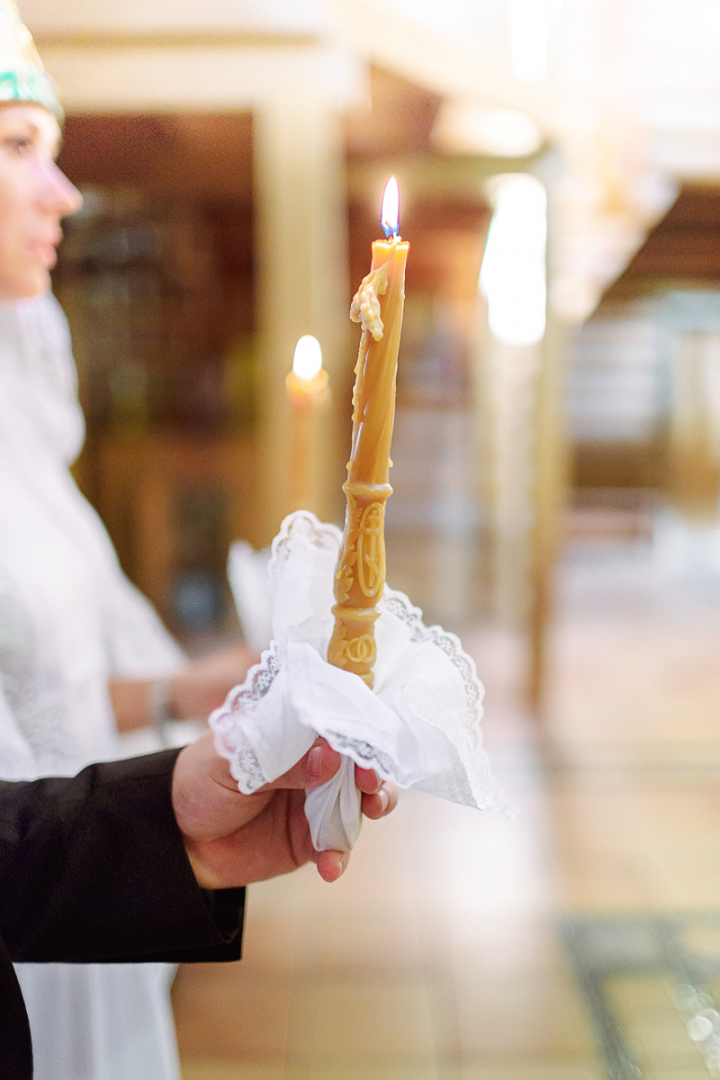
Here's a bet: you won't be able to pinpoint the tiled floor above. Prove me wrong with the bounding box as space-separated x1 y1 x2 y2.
174 514 720 1079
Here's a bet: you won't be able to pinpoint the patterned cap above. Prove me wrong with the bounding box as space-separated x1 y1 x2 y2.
0 0 62 121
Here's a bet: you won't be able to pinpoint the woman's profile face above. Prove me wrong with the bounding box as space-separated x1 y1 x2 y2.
0 104 81 302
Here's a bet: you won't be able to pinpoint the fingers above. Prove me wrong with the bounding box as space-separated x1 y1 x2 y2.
315 848 350 883
312 778 399 882
354 765 399 819
264 738 342 792
355 764 382 794
261 743 399 827
361 780 399 821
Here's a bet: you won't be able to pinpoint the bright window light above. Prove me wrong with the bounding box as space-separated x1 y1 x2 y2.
509 0 559 83
479 175 547 346
432 102 543 157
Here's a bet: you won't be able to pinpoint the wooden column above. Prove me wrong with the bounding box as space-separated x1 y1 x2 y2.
478 337 541 627
253 92 349 544
668 331 720 521
473 306 569 715
528 313 571 713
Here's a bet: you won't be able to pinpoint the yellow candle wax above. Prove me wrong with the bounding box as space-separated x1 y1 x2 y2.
327 179 409 689
285 335 329 514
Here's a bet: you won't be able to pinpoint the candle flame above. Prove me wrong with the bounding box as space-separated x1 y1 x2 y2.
292 335 323 381
381 177 399 238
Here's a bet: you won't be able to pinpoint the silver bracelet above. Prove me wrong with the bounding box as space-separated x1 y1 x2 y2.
148 678 174 747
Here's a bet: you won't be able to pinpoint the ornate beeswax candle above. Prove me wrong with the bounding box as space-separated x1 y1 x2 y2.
327 178 408 689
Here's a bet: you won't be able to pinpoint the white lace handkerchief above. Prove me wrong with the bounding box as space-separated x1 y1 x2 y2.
211 511 515 852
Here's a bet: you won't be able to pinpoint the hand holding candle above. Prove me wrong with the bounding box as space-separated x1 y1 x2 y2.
327 178 409 689
215 179 510 853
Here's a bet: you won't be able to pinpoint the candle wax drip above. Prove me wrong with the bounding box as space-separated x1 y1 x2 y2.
349 244 396 341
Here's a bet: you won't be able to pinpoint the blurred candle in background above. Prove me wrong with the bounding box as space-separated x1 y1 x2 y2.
285 334 330 513
327 177 409 688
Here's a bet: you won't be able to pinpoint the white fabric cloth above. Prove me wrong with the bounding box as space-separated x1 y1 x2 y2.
228 540 272 653
212 511 514 851
0 294 184 1080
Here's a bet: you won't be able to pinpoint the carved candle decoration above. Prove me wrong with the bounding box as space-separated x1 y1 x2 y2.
327 178 409 688
285 335 330 513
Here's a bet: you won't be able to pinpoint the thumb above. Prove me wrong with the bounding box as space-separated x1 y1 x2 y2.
263 737 342 792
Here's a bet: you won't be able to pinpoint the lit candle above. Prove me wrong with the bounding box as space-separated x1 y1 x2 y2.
285 335 330 513
327 178 409 688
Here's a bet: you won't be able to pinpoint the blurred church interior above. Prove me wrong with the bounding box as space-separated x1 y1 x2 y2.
25 0 720 1076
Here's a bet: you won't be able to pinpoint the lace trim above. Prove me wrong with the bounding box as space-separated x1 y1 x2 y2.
376 585 509 813
380 585 484 722
270 513 483 719
210 643 282 791
269 510 343 580
323 731 415 786
212 511 510 816
269 514 487 789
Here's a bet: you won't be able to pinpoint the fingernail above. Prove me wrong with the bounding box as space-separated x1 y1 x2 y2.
378 789 389 813
307 745 324 782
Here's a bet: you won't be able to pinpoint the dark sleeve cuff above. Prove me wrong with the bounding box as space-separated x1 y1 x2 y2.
0 749 245 964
